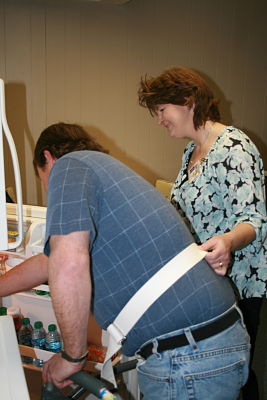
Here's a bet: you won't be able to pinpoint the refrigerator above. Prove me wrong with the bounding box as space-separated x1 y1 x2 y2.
2 203 57 330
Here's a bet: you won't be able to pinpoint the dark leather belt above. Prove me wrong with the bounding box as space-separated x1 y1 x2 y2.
138 308 240 359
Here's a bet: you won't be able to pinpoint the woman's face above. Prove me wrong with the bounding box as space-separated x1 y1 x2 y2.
155 103 195 139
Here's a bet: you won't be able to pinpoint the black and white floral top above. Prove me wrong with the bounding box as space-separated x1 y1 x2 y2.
171 126 267 299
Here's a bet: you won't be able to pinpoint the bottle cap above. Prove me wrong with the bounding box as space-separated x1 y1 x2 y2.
0 306 7 316
48 324 57 332
34 321 43 329
22 317 30 325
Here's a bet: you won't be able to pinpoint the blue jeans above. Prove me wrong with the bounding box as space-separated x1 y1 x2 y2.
136 305 250 400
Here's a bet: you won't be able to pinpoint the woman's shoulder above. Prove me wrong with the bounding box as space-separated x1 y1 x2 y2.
220 125 254 144
210 126 265 179
217 126 261 157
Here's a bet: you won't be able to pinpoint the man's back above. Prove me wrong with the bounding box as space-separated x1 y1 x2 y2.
45 151 235 356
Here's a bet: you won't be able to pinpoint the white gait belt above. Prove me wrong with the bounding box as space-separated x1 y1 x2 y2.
101 243 207 387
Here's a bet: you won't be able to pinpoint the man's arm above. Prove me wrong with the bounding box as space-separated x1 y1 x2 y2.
0 253 49 297
42 230 91 388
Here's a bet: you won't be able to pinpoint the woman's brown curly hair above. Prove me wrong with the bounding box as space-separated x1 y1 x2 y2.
138 66 220 129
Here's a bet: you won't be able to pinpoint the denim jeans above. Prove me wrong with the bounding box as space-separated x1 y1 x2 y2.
136 305 250 400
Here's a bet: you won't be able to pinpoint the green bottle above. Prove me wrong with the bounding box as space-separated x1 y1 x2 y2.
0 306 7 316
17 317 33 346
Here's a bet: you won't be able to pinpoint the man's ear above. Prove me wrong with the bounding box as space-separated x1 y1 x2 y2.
43 150 56 168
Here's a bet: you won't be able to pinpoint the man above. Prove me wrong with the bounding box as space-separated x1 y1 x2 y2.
0 123 250 399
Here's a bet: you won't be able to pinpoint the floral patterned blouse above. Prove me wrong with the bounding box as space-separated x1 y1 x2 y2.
171 126 267 299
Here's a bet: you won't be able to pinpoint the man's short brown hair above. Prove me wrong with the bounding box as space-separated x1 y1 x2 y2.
33 122 108 175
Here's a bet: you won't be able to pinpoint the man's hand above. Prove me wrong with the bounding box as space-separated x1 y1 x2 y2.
42 353 85 389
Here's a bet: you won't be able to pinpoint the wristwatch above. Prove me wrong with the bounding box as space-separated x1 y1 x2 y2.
61 349 89 363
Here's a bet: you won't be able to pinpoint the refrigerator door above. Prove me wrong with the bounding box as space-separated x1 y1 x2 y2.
0 315 30 399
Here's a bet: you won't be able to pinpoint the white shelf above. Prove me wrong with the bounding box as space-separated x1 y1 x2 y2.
15 291 51 302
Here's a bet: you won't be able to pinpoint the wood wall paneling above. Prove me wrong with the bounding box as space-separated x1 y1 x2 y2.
0 0 266 207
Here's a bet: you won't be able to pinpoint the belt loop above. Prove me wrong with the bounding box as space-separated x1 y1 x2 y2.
152 339 162 359
184 328 198 352
234 304 246 328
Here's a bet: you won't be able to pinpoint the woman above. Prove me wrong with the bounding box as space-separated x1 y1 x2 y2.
138 66 267 400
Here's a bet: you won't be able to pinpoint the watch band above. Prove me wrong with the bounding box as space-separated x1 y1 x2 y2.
61 349 89 363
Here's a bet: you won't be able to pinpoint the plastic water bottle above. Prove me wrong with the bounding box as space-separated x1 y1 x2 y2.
18 317 33 346
31 321 46 349
45 324 62 353
0 306 7 316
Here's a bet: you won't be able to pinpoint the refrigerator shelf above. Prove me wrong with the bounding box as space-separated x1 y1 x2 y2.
15 290 51 301
19 344 121 374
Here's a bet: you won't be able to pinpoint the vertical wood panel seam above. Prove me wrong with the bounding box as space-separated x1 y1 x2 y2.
260 74 267 135
44 1 48 125
3 0 7 78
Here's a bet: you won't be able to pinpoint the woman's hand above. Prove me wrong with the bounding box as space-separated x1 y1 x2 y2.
199 223 256 275
199 234 233 276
